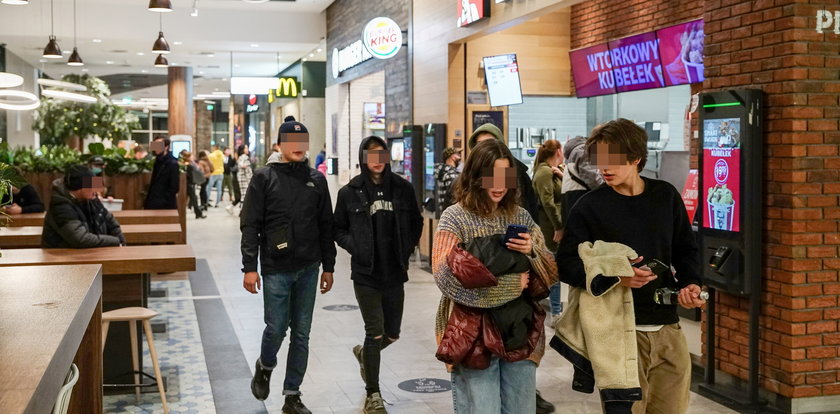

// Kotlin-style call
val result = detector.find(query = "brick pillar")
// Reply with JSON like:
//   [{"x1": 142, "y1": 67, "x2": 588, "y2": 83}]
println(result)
[
  {"x1": 194, "y1": 102, "x2": 212, "y2": 151},
  {"x1": 702, "y1": 0, "x2": 840, "y2": 407}
]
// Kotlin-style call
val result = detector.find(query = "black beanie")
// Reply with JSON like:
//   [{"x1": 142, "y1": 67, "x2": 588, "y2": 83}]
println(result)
[{"x1": 64, "y1": 165, "x2": 94, "y2": 191}]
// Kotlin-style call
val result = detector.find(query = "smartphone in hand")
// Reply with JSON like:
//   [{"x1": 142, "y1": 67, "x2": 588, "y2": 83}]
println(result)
[
  {"x1": 632, "y1": 258, "x2": 670, "y2": 275},
  {"x1": 502, "y1": 224, "x2": 529, "y2": 247}
]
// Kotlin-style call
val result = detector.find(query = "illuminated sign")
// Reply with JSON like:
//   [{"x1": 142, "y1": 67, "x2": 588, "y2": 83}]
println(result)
[
  {"x1": 457, "y1": 0, "x2": 490, "y2": 27},
  {"x1": 267, "y1": 77, "x2": 300, "y2": 103},
  {"x1": 246, "y1": 94, "x2": 259, "y2": 113},
  {"x1": 363, "y1": 17, "x2": 403, "y2": 59},
  {"x1": 332, "y1": 41, "x2": 373, "y2": 79}
]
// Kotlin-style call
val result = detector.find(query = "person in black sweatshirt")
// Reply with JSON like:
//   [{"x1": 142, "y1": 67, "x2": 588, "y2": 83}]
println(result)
[
  {"x1": 334, "y1": 136, "x2": 423, "y2": 414},
  {"x1": 554, "y1": 118, "x2": 704, "y2": 414},
  {"x1": 1, "y1": 178, "x2": 45, "y2": 215}
]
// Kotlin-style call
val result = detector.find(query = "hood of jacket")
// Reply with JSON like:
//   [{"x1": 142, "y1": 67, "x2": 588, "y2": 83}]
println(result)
[
  {"x1": 564, "y1": 136, "x2": 587, "y2": 160},
  {"x1": 357, "y1": 135, "x2": 392, "y2": 184},
  {"x1": 468, "y1": 123, "x2": 505, "y2": 150},
  {"x1": 50, "y1": 178, "x2": 76, "y2": 206}
]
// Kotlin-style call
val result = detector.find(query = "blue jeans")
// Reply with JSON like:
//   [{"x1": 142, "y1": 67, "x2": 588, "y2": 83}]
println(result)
[
  {"x1": 451, "y1": 358, "x2": 537, "y2": 413},
  {"x1": 259, "y1": 263, "x2": 319, "y2": 395},
  {"x1": 549, "y1": 283, "x2": 563, "y2": 315},
  {"x1": 206, "y1": 174, "x2": 223, "y2": 205}
]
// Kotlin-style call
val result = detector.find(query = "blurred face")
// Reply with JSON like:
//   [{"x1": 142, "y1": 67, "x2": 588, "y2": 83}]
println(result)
[
  {"x1": 71, "y1": 176, "x2": 105, "y2": 201},
  {"x1": 224, "y1": 148, "x2": 231, "y2": 156},
  {"x1": 244, "y1": 146, "x2": 250, "y2": 155},
  {"x1": 481, "y1": 158, "x2": 516, "y2": 204},
  {"x1": 364, "y1": 144, "x2": 389, "y2": 175},
  {"x1": 475, "y1": 132, "x2": 496, "y2": 144},
  {"x1": 150, "y1": 140, "x2": 165, "y2": 156},
  {"x1": 589, "y1": 142, "x2": 639, "y2": 188},
  {"x1": 279, "y1": 132, "x2": 309, "y2": 163}
]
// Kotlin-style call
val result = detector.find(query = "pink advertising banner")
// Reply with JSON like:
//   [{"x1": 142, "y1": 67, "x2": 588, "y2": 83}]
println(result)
[
  {"x1": 702, "y1": 118, "x2": 741, "y2": 232},
  {"x1": 607, "y1": 32, "x2": 665, "y2": 93},
  {"x1": 569, "y1": 44, "x2": 617, "y2": 98},
  {"x1": 657, "y1": 20, "x2": 705, "y2": 86}
]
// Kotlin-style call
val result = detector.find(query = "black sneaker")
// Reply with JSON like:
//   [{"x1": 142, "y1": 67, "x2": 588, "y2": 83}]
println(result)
[
  {"x1": 536, "y1": 390, "x2": 555, "y2": 413},
  {"x1": 282, "y1": 394, "x2": 312, "y2": 414},
  {"x1": 352, "y1": 344, "x2": 366, "y2": 382},
  {"x1": 250, "y1": 359, "x2": 272, "y2": 401}
]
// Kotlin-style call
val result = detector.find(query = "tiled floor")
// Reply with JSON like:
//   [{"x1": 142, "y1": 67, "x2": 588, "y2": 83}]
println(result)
[{"x1": 108, "y1": 176, "x2": 740, "y2": 413}]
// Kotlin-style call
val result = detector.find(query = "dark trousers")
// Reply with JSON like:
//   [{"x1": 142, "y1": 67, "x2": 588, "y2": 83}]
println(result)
[
  {"x1": 199, "y1": 181, "x2": 208, "y2": 207},
  {"x1": 187, "y1": 184, "x2": 202, "y2": 217},
  {"x1": 354, "y1": 282, "x2": 405, "y2": 395},
  {"x1": 232, "y1": 175, "x2": 242, "y2": 205}
]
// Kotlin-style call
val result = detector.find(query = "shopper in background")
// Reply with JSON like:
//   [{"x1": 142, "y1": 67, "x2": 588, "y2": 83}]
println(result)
[
  {"x1": 561, "y1": 135, "x2": 604, "y2": 219},
  {"x1": 433, "y1": 146, "x2": 461, "y2": 216},
  {"x1": 233, "y1": 144, "x2": 253, "y2": 215},
  {"x1": 180, "y1": 150, "x2": 206, "y2": 219},
  {"x1": 334, "y1": 136, "x2": 424, "y2": 414},
  {"x1": 554, "y1": 119, "x2": 704, "y2": 414},
  {"x1": 133, "y1": 145, "x2": 150, "y2": 160},
  {"x1": 42, "y1": 165, "x2": 125, "y2": 248},
  {"x1": 207, "y1": 144, "x2": 225, "y2": 207},
  {"x1": 197, "y1": 150, "x2": 213, "y2": 210},
  {"x1": 314, "y1": 144, "x2": 326, "y2": 169},
  {"x1": 224, "y1": 146, "x2": 242, "y2": 215},
  {"x1": 144, "y1": 137, "x2": 180, "y2": 210},
  {"x1": 1, "y1": 170, "x2": 44, "y2": 214},
  {"x1": 532, "y1": 139, "x2": 565, "y2": 323},
  {"x1": 242, "y1": 118, "x2": 336, "y2": 414}
]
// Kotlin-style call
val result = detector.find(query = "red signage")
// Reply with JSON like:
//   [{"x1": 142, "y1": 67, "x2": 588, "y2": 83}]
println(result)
[
  {"x1": 457, "y1": 0, "x2": 490, "y2": 27},
  {"x1": 248, "y1": 94, "x2": 257, "y2": 105},
  {"x1": 681, "y1": 169, "x2": 699, "y2": 223},
  {"x1": 702, "y1": 118, "x2": 741, "y2": 232}
]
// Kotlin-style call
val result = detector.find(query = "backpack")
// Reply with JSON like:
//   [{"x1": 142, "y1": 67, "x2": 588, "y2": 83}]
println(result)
[{"x1": 189, "y1": 163, "x2": 207, "y2": 185}]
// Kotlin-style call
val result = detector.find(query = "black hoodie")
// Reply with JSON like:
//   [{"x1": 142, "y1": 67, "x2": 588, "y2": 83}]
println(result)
[{"x1": 334, "y1": 136, "x2": 424, "y2": 288}]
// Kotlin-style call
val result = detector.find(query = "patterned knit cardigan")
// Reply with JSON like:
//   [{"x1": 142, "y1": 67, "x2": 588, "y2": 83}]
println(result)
[{"x1": 433, "y1": 203, "x2": 558, "y2": 367}]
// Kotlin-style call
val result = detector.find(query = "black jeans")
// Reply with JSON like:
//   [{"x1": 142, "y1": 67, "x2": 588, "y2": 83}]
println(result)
[
  {"x1": 187, "y1": 183, "x2": 202, "y2": 217},
  {"x1": 199, "y1": 181, "x2": 208, "y2": 207},
  {"x1": 353, "y1": 282, "x2": 405, "y2": 395}
]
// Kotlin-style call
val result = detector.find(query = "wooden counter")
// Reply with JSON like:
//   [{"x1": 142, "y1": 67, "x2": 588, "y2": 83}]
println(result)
[
  {"x1": 0, "y1": 223, "x2": 183, "y2": 248},
  {"x1": 0, "y1": 244, "x2": 195, "y2": 274},
  {"x1": 2, "y1": 209, "x2": 180, "y2": 227},
  {"x1": 0, "y1": 265, "x2": 103, "y2": 414}
]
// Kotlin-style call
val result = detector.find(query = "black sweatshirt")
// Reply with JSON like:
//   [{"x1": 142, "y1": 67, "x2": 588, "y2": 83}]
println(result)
[
  {"x1": 0, "y1": 184, "x2": 44, "y2": 213},
  {"x1": 556, "y1": 177, "x2": 701, "y2": 326}
]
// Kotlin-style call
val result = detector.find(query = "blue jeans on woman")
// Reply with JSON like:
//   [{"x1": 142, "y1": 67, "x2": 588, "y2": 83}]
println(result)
[
  {"x1": 549, "y1": 283, "x2": 563, "y2": 315},
  {"x1": 206, "y1": 174, "x2": 223, "y2": 206},
  {"x1": 451, "y1": 358, "x2": 537, "y2": 413},
  {"x1": 259, "y1": 262, "x2": 319, "y2": 395}
]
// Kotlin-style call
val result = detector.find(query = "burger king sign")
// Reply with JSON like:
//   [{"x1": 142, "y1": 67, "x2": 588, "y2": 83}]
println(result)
[{"x1": 362, "y1": 17, "x2": 403, "y2": 60}]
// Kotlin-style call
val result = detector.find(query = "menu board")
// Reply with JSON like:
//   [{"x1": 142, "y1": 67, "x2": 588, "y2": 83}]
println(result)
[
  {"x1": 657, "y1": 20, "x2": 705, "y2": 86},
  {"x1": 483, "y1": 54, "x2": 524, "y2": 107},
  {"x1": 569, "y1": 44, "x2": 617, "y2": 98},
  {"x1": 607, "y1": 32, "x2": 665, "y2": 93},
  {"x1": 702, "y1": 118, "x2": 741, "y2": 232}
]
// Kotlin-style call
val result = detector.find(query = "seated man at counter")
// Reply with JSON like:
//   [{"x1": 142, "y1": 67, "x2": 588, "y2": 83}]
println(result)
[
  {"x1": 1, "y1": 172, "x2": 45, "y2": 214},
  {"x1": 42, "y1": 165, "x2": 126, "y2": 248}
]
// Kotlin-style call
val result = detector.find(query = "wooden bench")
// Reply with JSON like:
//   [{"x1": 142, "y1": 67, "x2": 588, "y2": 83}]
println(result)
[
  {"x1": 0, "y1": 245, "x2": 196, "y2": 388},
  {"x1": 2, "y1": 209, "x2": 180, "y2": 227},
  {"x1": 0, "y1": 223, "x2": 183, "y2": 248},
  {"x1": 0, "y1": 265, "x2": 103, "y2": 414}
]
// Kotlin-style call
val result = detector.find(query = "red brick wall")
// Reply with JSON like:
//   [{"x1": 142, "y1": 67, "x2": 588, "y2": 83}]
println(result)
[{"x1": 702, "y1": 0, "x2": 840, "y2": 400}]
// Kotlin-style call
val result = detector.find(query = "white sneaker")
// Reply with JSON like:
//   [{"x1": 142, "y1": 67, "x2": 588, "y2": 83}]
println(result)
[{"x1": 225, "y1": 204, "x2": 234, "y2": 215}]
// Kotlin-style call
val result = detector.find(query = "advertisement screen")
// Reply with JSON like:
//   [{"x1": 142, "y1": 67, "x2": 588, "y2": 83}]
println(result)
[
  {"x1": 657, "y1": 19, "x2": 705, "y2": 86},
  {"x1": 607, "y1": 32, "x2": 665, "y2": 93},
  {"x1": 483, "y1": 54, "x2": 524, "y2": 107},
  {"x1": 702, "y1": 118, "x2": 741, "y2": 232},
  {"x1": 569, "y1": 44, "x2": 616, "y2": 98}
]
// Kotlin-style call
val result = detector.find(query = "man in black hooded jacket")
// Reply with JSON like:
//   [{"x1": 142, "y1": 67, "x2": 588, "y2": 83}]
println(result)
[{"x1": 334, "y1": 136, "x2": 423, "y2": 414}]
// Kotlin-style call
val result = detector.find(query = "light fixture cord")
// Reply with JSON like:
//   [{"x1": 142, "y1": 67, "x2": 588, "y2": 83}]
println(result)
[
  {"x1": 73, "y1": 0, "x2": 77, "y2": 46},
  {"x1": 160, "y1": 13, "x2": 163, "y2": 32},
  {"x1": 50, "y1": 0, "x2": 54, "y2": 36}
]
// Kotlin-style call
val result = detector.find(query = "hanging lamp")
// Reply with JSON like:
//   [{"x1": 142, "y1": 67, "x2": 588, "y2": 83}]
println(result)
[
  {"x1": 152, "y1": 14, "x2": 171, "y2": 54},
  {"x1": 67, "y1": 0, "x2": 84, "y2": 66},
  {"x1": 154, "y1": 54, "x2": 169, "y2": 68},
  {"x1": 42, "y1": 0, "x2": 62, "y2": 58},
  {"x1": 148, "y1": 0, "x2": 172, "y2": 12}
]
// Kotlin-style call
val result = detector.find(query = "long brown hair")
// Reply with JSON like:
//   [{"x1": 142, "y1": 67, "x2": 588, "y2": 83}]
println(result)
[
  {"x1": 535, "y1": 139, "x2": 562, "y2": 166},
  {"x1": 453, "y1": 139, "x2": 519, "y2": 218}
]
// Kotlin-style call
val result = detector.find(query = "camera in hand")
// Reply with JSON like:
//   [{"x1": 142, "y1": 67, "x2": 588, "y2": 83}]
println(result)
[{"x1": 654, "y1": 288, "x2": 710, "y2": 305}]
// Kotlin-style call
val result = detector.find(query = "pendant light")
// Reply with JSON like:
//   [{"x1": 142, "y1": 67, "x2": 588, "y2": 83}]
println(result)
[
  {"x1": 42, "y1": 0, "x2": 62, "y2": 59},
  {"x1": 148, "y1": 0, "x2": 173, "y2": 12},
  {"x1": 1, "y1": 0, "x2": 30, "y2": 5},
  {"x1": 152, "y1": 14, "x2": 171, "y2": 54},
  {"x1": 67, "y1": 0, "x2": 84, "y2": 66},
  {"x1": 154, "y1": 54, "x2": 169, "y2": 68}
]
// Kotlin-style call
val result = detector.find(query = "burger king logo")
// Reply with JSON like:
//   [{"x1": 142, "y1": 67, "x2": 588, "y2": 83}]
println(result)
[{"x1": 363, "y1": 17, "x2": 402, "y2": 60}]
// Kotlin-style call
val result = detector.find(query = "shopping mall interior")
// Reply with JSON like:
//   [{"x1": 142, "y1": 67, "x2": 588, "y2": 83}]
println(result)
[{"x1": 1, "y1": 0, "x2": 839, "y2": 413}]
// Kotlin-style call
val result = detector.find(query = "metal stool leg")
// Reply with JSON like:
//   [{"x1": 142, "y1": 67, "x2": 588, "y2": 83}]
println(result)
[
  {"x1": 128, "y1": 320, "x2": 141, "y2": 403},
  {"x1": 142, "y1": 320, "x2": 169, "y2": 414}
]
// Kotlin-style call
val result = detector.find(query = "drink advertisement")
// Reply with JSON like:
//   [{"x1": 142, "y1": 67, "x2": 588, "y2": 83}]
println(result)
[
  {"x1": 569, "y1": 44, "x2": 616, "y2": 98},
  {"x1": 702, "y1": 118, "x2": 741, "y2": 232},
  {"x1": 657, "y1": 19, "x2": 705, "y2": 86},
  {"x1": 607, "y1": 32, "x2": 665, "y2": 93}
]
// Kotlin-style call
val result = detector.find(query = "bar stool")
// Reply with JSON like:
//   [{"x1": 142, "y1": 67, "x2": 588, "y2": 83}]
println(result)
[{"x1": 101, "y1": 307, "x2": 169, "y2": 414}]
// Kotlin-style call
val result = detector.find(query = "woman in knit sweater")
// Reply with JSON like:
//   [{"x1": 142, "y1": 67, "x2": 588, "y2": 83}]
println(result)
[{"x1": 432, "y1": 139, "x2": 557, "y2": 413}]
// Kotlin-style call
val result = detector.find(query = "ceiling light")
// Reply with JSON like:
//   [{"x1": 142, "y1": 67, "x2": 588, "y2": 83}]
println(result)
[
  {"x1": 173, "y1": 41, "x2": 183, "y2": 46},
  {"x1": 1, "y1": 0, "x2": 30, "y2": 4},
  {"x1": 309, "y1": 53, "x2": 314, "y2": 57},
  {"x1": 106, "y1": 60, "x2": 114, "y2": 64},
  {"x1": 302, "y1": 58, "x2": 307, "y2": 62},
  {"x1": 250, "y1": 44, "x2": 259, "y2": 48},
  {"x1": 242, "y1": 0, "x2": 270, "y2": 3},
  {"x1": 0, "y1": 90, "x2": 40, "y2": 111},
  {"x1": 42, "y1": 0, "x2": 63, "y2": 58},
  {"x1": 42, "y1": 89, "x2": 97, "y2": 103},
  {"x1": 148, "y1": 0, "x2": 172, "y2": 12},
  {"x1": 37, "y1": 78, "x2": 88, "y2": 91},
  {"x1": 199, "y1": 71, "x2": 204, "y2": 75},
  {"x1": 92, "y1": 39, "x2": 102, "y2": 43},
  {"x1": 39, "y1": 59, "x2": 47, "y2": 63},
  {"x1": 0, "y1": 73, "x2": 24, "y2": 88},
  {"x1": 154, "y1": 54, "x2": 169, "y2": 68},
  {"x1": 153, "y1": 15, "x2": 171, "y2": 54},
  {"x1": 62, "y1": 50, "x2": 72, "y2": 55},
  {"x1": 137, "y1": 52, "x2": 145, "y2": 56},
  {"x1": 190, "y1": 0, "x2": 199, "y2": 17},
  {"x1": 67, "y1": 0, "x2": 84, "y2": 67},
  {"x1": 317, "y1": 48, "x2": 322, "y2": 53},
  {"x1": 141, "y1": 70, "x2": 148, "y2": 73},
  {"x1": 81, "y1": 68, "x2": 88, "y2": 72}
]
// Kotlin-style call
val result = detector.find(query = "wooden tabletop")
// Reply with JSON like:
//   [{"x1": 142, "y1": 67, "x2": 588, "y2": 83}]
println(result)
[
  {"x1": 0, "y1": 244, "x2": 196, "y2": 275},
  {"x1": 0, "y1": 224, "x2": 183, "y2": 248},
  {"x1": 0, "y1": 265, "x2": 102, "y2": 414},
  {"x1": 2, "y1": 209, "x2": 180, "y2": 227}
]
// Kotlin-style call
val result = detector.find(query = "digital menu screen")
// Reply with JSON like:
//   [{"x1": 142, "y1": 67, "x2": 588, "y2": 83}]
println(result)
[
  {"x1": 702, "y1": 118, "x2": 741, "y2": 232},
  {"x1": 569, "y1": 44, "x2": 617, "y2": 98},
  {"x1": 657, "y1": 19, "x2": 705, "y2": 86},
  {"x1": 483, "y1": 54, "x2": 524, "y2": 107},
  {"x1": 607, "y1": 32, "x2": 665, "y2": 93}
]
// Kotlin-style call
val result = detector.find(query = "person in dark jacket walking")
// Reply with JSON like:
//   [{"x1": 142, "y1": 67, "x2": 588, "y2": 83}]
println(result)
[
  {"x1": 241, "y1": 119, "x2": 337, "y2": 414},
  {"x1": 180, "y1": 150, "x2": 206, "y2": 219},
  {"x1": 42, "y1": 165, "x2": 125, "y2": 248},
  {"x1": 144, "y1": 137, "x2": 180, "y2": 210},
  {"x1": 334, "y1": 136, "x2": 424, "y2": 413}
]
